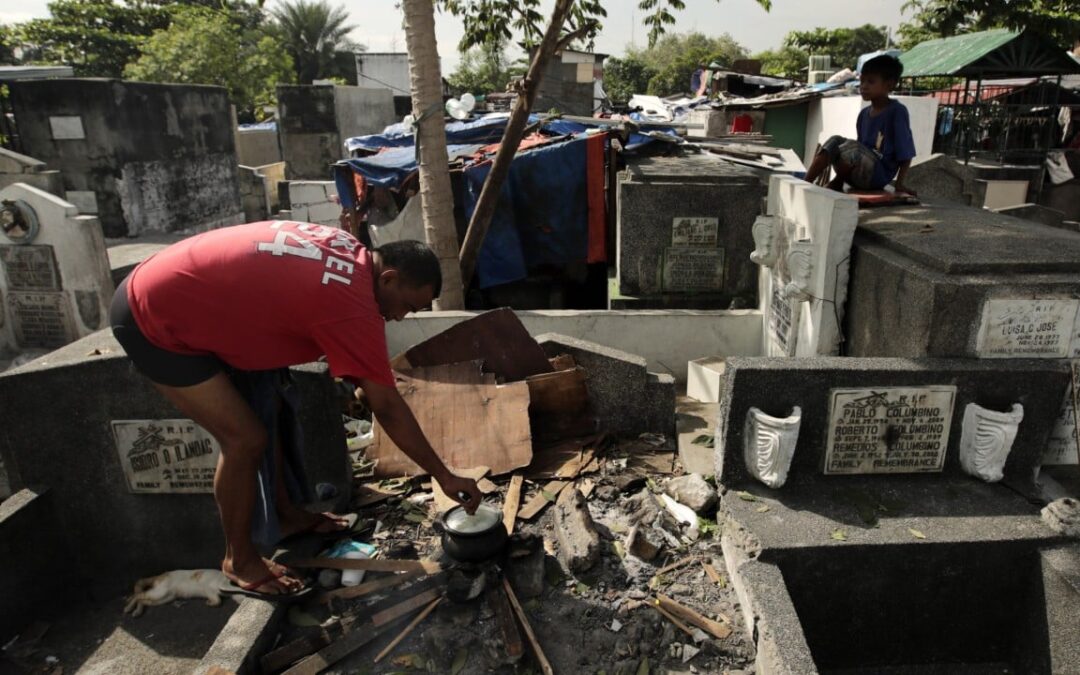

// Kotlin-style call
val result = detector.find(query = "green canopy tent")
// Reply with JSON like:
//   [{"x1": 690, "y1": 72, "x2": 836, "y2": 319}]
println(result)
[{"x1": 898, "y1": 29, "x2": 1080, "y2": 166}]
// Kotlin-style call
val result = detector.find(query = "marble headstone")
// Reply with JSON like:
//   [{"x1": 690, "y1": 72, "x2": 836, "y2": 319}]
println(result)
[
  {"x1": 0, "y1": 183, "x2": 114, "y2": 358},
  {"x1": 753, "y1": 174, "x2": 859, "y2": 357}
]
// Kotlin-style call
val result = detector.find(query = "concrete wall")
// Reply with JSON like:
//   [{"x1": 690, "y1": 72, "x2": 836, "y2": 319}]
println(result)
[
  {"x1": 9, "y1": 79, "x2": 244, "y2": 238},
  {"x1": 0, "y1": 147, "x2": 64, "y2": 197},
  {"x1": 385, "y1": 309, "x2": 764, "y2": 382},
  {"x1": 334, "y1": 86, "x2": 396, "y2": 140},
  {"x1": 0, "y1": 330, "x2": 349, "y2": 599},
  {"x1": 355, "y1": 52, "x2": 412, "y2": 95},
  {"x1": 238, "y1": 161, "x2": 287, "y2": 222},
  {"x1": 536, "y1": 56, "x2": 597, "y2": 115},
  {"x1": 282, "y1": 180, "x2": 340, "y2": 225},
  {"x1": 278, "y1": 84, "x2": 396, "y2": 180},
  {"x1": 0, "y1": 488, "x2": 70, "y2": 640},
  {"x1": 235, "y1": 127, "x2": 282, "y2": 167},
  {"x1": 803, "y1": 95, "x2": 939, "y2": 167}
]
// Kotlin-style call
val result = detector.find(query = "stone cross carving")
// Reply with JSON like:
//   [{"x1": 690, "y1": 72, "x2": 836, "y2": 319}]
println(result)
[
  {"x1": 744, "y1": 406, "x2": 802, "y2": 489},
  {"x1": 959, "y1": 402, "x2": 1024, "y2": 483}
]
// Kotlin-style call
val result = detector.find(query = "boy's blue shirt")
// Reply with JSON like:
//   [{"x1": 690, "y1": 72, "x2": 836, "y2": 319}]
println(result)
[{"x1": 857, "y1": 98, "x2": 917, "y2": 188}]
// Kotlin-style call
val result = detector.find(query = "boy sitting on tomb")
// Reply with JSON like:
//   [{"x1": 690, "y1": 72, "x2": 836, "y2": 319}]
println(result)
[{"x1": 804, "y1": 54, "x2": 917, "y2": 195}]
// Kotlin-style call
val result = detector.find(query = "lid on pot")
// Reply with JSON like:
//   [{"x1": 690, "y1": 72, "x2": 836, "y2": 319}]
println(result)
[{"x1": 444, "y1": 503, "x2": 501, "y2": 534}]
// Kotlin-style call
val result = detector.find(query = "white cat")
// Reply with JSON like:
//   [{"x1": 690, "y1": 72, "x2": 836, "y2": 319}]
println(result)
[{"x1": 123, "y1": 569, "x2": 230, "y2": 617}]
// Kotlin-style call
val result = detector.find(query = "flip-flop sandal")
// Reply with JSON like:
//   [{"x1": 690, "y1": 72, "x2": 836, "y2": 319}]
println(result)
[
  {"x1": 279, "y1": 512, "x2": 359, "y2": 544},
  {"x1": 222, "y1": 571, "x2": 313, "y2": 601}
]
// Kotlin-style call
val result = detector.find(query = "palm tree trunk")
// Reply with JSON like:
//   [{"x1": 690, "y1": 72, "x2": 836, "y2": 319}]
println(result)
[{"x1": 401, "y1": 0, "x2": 465, "y2": 309}]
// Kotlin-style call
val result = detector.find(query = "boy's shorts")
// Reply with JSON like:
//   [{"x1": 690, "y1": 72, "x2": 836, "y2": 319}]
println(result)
[{"x1": 821, "y1": 135, "x2": 880, "y2": 190}]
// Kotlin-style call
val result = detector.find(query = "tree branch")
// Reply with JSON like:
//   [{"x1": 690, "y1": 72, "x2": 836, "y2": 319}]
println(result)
[{"x1": 555, "y1": 20, "x2": 598, "y2": 52}]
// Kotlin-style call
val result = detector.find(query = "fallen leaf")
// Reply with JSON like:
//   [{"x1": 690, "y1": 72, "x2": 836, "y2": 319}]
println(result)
[
  {"x1": 287, "y1": 606, "x2": 320, "y2": 627},
  {"x1": 737, "y1": 491, "x2": 758, "y2": 502},
  {"x1": 541, "y1": 489, "x2": 559, "y2": 502},
  {"x1": 691, "y1": 434, "x2": 715, "y2": 448},
  {"x1": 575, "y1": 581, "x2": 590, "y2": 595},
  {"x1": 450, "y1": 648, "x2": 468, "y2": 675},
  {"x1": 403, "y1": 513, "x2": 427, "y2": 524},
  {"x1": 908, "y1": 528, "x2": 927, "y2": 539},
  {"x1": 755, "y1": 504, "x2": 770, "y2": 513},
  {"x1": 636, "y1": 657, "x2": 650, "y2": 675},
  {"x1": 830, "y1": 529, "x2": 847, "y2": 541},
  {"x1": 391, "y1": 654, "x2": 424, "y2": 669}
]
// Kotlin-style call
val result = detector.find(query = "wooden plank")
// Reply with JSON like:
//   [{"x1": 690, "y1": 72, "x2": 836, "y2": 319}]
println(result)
[
  {"x1": 503, "y1": 474, "x2": 524, "y2": 534},
  {"x1": 650, "y1": 602, "x2": 697, "y2": 640},
  {"x1": 283, "y1": 622, "x2": 385, "y2": 675},
  {"x1": 318, "y1": 568, "x2": 425, "y2": 603},
  {"x1": 288, "y1": 558, "x2": 441, "y2": 574},
  {"x1": 656, "y1": 555, "x2": 698, "y2": 576},
  {"x1": 373, "y1": 595, "x2": 443, "y2": 662},
  {"x1": 401, "y1": 308, "x2": 553, "y2": 382},
  {"x1": 579, "y1": 478, "x2": 596, "y2": 499},
  {"x1": 516, "y1": 479, "x2": 569, "y2": 521},
  {"x1": 370, "y1": 361, "x2": 533, "y2": 478},
  {"x1": 702, "y1": 561, "x2": 726, "y2": 587},
  {"x1": 502, "y1": 577, "x2": 554, "y2": 675},
  {"x1": 371, "y1": 588, "x2": 443, "y2": 627},
  {"x1": 655, "y1": 594, "x2": 732, "y2": 639},
  {"x1": 525, "y1": 367, "x2": 588, "y2": 415},
  {"x1": 260, "y1": 629, "x2": 334, "y2": 672},
  {"x1": 487, "y1": 583, "x2": 524, "y2": 660}
]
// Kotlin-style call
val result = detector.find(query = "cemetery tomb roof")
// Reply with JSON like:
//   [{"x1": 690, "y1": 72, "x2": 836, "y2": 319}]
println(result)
[{"x1": 900, "y1": 29, "x2": 1080, "y2": 79}]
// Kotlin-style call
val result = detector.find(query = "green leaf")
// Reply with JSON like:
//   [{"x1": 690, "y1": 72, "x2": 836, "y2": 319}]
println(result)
[
  {"x1": 830, "y1": 528, "x2": 848, "y2": 541},
  {"x1": 575, "y1": 581, "x2": 590, "y2": 595},
  {"x1": 908, "y1": 528, "x2": 927, "y2": 540},
  {"x1": 541, "y1": 489, "x2": 558, "y2": 502},
  {"x1": 450, "y1": 648, "x2": 468, "y2": 675},
  {"x1": 636, "y1": 656, "x2": 650, "y2": 675},
  {"x1": 737, "y1": 491, "x2": 758, "y2": 502},
  {"x1": 404, "y1": 512, "x2": 427, "y2": 524},
  {"x1": 691, "y1": 434, "x2": 715, "y2": 448}
]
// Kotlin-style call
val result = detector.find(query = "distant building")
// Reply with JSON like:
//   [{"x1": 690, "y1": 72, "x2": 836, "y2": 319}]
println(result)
[
  {"x1": 354, "y1": 52, "x2": 449, "y2": 117},
  {"x1": 535, "y1": 49, "x2": 607, "y2": 116}
]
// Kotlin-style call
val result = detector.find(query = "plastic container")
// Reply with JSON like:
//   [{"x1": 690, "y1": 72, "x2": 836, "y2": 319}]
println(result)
[{"x1": 341, "y1": 550, "x2": 368, "y2": 586}]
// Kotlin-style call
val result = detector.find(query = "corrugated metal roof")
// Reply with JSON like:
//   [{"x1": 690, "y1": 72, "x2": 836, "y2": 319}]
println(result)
[{"x1": 900, "y1": 29, "x2": 1080, "y2": 78}]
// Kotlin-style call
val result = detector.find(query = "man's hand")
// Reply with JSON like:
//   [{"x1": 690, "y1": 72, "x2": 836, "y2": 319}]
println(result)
[{"x1": 436, "y1": 472, "x2": 482, "y2": 514}]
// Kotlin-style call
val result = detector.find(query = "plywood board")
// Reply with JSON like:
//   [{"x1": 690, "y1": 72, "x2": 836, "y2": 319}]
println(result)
[
  {"x1": 397, "y1": 308, "x2": 553, "y2": 382},
  {"x1": 371, "y1": 361, "x2": 533, "y2": 477}
]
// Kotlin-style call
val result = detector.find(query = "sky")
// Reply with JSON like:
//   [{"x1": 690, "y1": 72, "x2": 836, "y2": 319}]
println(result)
[{"x1": 1, "y1": 0, "x2": 911, "y2": 72}]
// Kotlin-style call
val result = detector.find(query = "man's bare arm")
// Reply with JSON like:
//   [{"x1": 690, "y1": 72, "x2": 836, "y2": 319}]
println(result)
[
  {"x1": 359, "y1": 377, "x2": 482, "y2": 512},
  {"x1": 894, "y1": 159, "x2": 916, "y2": 195}
]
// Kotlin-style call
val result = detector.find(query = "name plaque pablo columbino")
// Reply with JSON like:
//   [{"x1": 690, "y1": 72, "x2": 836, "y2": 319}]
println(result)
[
  {"x1": 112, "y1": 419, "x2": 221, "y2": 494},
  {"x1": 824, "y1": 386, "x2": 957, "y2": 474}
]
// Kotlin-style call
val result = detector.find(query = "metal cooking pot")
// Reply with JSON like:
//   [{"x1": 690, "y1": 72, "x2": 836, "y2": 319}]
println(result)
[{"x1": 434, "y1": 503, "x2": 507, "y2": 563}]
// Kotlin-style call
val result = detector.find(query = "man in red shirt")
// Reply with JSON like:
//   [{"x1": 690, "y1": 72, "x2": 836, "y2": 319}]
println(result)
[{"x1": 110, "y1": 220, "x2": 481, "y2": 597}]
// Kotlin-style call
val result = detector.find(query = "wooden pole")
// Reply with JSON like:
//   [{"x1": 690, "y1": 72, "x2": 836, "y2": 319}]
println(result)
[{"x1": 457, "y1": 0, "x2": 576, "y2": 285}]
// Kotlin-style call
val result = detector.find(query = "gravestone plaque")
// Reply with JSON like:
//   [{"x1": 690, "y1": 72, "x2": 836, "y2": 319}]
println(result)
[
  {"x1": 767, "y1": 283, "x2": 794, "y2": 356},
  {"x1": 824, "y1": 386, "x2": 957, "y2": 475},
  {"x1": 111, "y1": 419, "x2": 221, "y2": 494},
  {"x1": 0, "y1": 245, "x2": 61, "y2": 291},
  {"x1": 671, "y1": 217, "x2": 718, "y2": 246},
  {"x1": 1043, "y1": 361, "x2": 1080, "y2": 466},
  {"x1": 662, "y1": 247, "x2": 724, "y2": 292},
  {"x1": 976, "y1": 298, "x2": 1079, "y2": 359},
  {"x1": 8, "y1": 291, "x2": 75, "y2": 348}
]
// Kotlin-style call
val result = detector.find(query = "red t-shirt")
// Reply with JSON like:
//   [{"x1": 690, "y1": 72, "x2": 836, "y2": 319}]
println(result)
[{"x1": 127, "y1": 220, "x2": 395, "y2": 387}]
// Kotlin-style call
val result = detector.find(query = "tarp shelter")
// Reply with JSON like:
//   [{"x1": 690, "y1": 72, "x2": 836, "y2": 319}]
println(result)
[{"x1": 900, "y1": 29, "x2": 1080, "y2": 79}]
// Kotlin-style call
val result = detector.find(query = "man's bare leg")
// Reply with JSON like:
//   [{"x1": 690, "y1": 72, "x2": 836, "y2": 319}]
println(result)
[{"x1": 152, "y1": 373, "x2": 303, "y2": 594}]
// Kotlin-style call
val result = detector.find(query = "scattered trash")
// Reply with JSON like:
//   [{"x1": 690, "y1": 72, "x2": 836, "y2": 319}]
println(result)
[
  {"x1": 830, "y1": 529, "x2": 848, "y2": 541},
  {"x1": 908, "y1": 528, "x2": 927, "y2": 540}
]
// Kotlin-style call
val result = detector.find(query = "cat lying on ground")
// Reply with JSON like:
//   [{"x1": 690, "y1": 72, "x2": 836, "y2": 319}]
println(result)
[{"x1": 123, "y1": 569, "x2": 230, "y2": 617}]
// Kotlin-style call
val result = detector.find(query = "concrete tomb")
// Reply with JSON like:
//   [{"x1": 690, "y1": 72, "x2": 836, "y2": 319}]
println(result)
[
  {"x1": 713, "y1": 356, "x2": 1080, "y2": 674},
  {"x1": 614, "y1": 153, "x2": 766, "y2": 309},
  {"x1": 743, "y1": 405, "x2": 801, "y2": 489},
  {"x1": 754, "y1": 174, "x2": 859, "y2": 357},
  {"x1": 0, "y1": 183, "x2": 113, "y2": 359},
  {"x1": 901, "y1": 153, "x2": 978, "y2": 206},
  {"x1": 9, "y1": 79, "x2": 245, "y2": 238}
]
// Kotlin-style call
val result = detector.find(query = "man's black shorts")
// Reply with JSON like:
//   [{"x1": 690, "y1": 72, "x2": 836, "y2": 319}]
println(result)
[{"x1": 110, "y1": 276, "x2": 224, "y2": 387}]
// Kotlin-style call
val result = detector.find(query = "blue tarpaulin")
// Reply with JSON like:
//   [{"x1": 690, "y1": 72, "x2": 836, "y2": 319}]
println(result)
[{"x1": 463, "y1": 135, "x2": 593, "y2": 289}]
